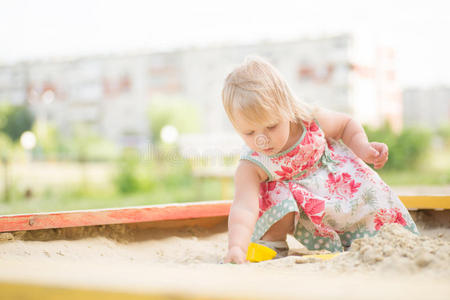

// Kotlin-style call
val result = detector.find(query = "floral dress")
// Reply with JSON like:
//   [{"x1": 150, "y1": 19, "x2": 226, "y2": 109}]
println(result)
[{"x1": 240, "y1": 119, "x2": 419, "y2": 252}]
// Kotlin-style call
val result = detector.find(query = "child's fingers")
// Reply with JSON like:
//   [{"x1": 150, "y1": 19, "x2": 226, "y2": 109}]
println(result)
[
  {"x1": 375, "y1": 145, "x2": 388, "y2": 162},
  {"x1": 367, "y1": 148, "x2": 382, "y2": 169},
  {"x1": 223, "y1": 255, "x2": 233, "y2": 264},
  {"x1": 371, "y1": 142, "x2": 388, "y2": 156},
  {"x1": 369, "y1": 142, "x2": 388, "y2": 168},
  {"x1": 374, "y1": 161, "x2": 383, "y2": 169},
  {"x1": 379, "y1": 143, "x2": 388, "y2": 158},
  {"x1": 370, "y1": 147, "x2": 380, "y2": 158},
  {"x1": 374, "y1": 162, "x2": 385, "y2": 169},
  {"x1": 373, "y1": 153, "x2": 388, "y2": 169},
  {"x1": 365, "y1": 147, "x2": 379, "y2": 164},
  {"x1": 223, "y1": 254, "x2": 246, "y2": 264}
]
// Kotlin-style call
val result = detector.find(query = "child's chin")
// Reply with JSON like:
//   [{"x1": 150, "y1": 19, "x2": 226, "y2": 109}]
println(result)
[{"x1": 262, "y1": 148, "x2": 275, "y2": 154}]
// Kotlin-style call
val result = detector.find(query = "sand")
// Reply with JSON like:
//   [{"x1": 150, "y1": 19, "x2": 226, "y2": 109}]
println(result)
[
  {"x1": 0, "y1": 214, "x2": 449, "y2": 300},
  {"x1": 323, "y1": 224, "x2": 450, "y2": 276}
]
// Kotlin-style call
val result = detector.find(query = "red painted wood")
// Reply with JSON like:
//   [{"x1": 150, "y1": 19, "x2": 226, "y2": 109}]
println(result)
[{"x1": 0, "y1": 201, "x2": 232, "y2": 232}]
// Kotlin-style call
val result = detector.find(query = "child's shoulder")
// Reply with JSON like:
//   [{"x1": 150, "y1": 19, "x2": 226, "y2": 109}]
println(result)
[
  {"x1": 236, "y1": 159, "x2": 268, "y2": 183},
  {"x1": 312, "y1": 107, "x2": 352, "y2": 141}
]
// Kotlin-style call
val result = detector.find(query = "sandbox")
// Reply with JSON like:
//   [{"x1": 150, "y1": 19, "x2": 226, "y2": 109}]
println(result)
[{"x1": 0, "y1": 199, "x2": 449, "y2": 300}]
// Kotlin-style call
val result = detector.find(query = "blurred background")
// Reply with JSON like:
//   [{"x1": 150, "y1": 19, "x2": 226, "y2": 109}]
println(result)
[{"x1": 0, "y1": 0, "x2": 449, "y2": 214}]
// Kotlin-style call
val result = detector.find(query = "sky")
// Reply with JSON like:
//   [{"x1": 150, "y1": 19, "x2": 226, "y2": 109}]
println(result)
[{"x1": 1, "y1": 0, "x2": 450, "y2": 88}]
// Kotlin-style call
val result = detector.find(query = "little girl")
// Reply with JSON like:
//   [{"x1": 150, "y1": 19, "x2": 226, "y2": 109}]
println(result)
[{"x1": 221, "y1": 56, "x2": 419, "y2": 264}]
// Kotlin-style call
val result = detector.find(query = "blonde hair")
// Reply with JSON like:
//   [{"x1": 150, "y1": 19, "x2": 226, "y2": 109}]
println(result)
[{"x1": 221, "y1": 55, "x2": 315, "y2": 128}]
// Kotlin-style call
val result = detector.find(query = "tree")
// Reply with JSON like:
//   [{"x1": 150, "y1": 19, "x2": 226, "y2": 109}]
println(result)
[{"x1": 0, "y1": 104, "x2": 34, "y2": 142}]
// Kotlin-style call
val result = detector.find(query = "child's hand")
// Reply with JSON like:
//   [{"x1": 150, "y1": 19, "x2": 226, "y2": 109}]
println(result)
[
  {"x1": 360, "y1": 142, "x2": 389, "y2": 169},
  {"x1": 223, "y1": 246, "x2": 248, "y2": 264}
]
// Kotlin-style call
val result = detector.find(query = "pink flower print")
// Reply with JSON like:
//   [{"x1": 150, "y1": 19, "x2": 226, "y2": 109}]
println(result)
[
  {"x1": 314, "y1": 224, "x2": 336, "y2": 239},
  {"x1": 289, "y1": 181, "x2": 308, "y2": 204},
  {"x1": 258, "y1": 181, "x2": 277, "y2": 216},
  {"x1": 345, "y1": 175, "x2": 362, "y2": 194},
  {"x1": 334, "y1": 153, "x2": 348, "y2": 164},
  {"x1": 326, "y1": 139, "x2": 335, "y2": 151},
  {"x1": 270, "y1": 155, "x2": 284, "y2": 164},
  {"x1": 373, "y1": 208, "x2": 407, "y2": 230},
  {"x1": 290, "y1": 187, "x2": 305, "y2": 206},
  {"x1": 326, "y1": 173, "x2": 338, "y2": 193},
  {"x1": 302, "y1": 132, "x2": 314, "y2": 145},
  {"x1": 251, "y1": 151, "x2": 259, "y2": 157},
  {"x1": 347, "y1": 156, "x2": 359, "y2": 165},
  {"x1": 309, "y1": 121, "x2": 319, "y2": 132},
  {"x1": 326, "y1": 172, "x2": 361, "y2": 198},
  {"x1": 341, "y1": 172, "x2": 350, "y2": 181},
  {"x1": 274, "y1": 165, "x2": 295, "y2": 180},
  {"x1": 301, "y1": 156, "x2": 316, "y2": 172},
  {"x1": 298, "y1": 145, "x2": 314, "y2": 168},
  {"x1": 312, "y1": 134, "x2": 325, "y2": 148},
  {"x1": 289, "y1": 182, "x2": 325, "y2": 224},
  {"x1": 286, "y1": 146, "x2": 299, "y2": 157},
  {"x1": 270, "y1": 183, "x2": 291, "y2": 205},
  {"x1": 354, "y1": 165, "x2": 373, "y2": 180},
  {"x1": 302, "y1": 198, "x2": 325, "y2": 224},
  {"x1": 380, "y1": 182, "x2": 390, "y2": 193},
  {"x1": 291, "y1": 153, "x2": 306, "y2": 171}
]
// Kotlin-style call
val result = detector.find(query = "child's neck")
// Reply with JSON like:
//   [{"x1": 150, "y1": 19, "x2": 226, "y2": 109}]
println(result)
[{"x1": 279, "y1": 122, "x2": 303, "y2": 153}]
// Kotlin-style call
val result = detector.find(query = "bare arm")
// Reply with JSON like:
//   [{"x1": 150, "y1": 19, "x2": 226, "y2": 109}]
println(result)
[
  {"x1": 224, "y1": 160, "x2": 262, "y2": 263},
  {"x1": 314, "y1": 107, "x2": 389, "y2": 169}
]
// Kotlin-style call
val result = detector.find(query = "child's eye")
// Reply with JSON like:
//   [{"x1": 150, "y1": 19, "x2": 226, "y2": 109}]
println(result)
[
  {"x1": 244, "y1": 131, "x2": 254, "y2": 136},
  {"x1": 267, "y1": 124, "x2": 278, "y2": 130}
]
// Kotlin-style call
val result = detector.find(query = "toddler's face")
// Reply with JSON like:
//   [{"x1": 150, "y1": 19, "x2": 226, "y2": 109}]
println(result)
[{"x1": 233, "y1": 110, "x2": 291, "y2": 156}]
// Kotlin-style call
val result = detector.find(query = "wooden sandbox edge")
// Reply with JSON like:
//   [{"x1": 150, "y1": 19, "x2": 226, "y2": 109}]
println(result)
[{"x1": 0, "y1": 196, "x2": 449, "y2": 233}]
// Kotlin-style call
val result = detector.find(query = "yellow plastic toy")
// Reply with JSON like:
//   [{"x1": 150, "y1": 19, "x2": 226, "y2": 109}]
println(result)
[
  {"x1": 301, "y1": 253, "x2": 341, "y2": 260},
  {"x1": 246, "y1": 242, "x2": 277, "y2": 262}
]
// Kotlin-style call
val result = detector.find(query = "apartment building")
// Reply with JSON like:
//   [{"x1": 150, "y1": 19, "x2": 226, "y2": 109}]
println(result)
[
  {"x1": 403, "y1": 87, "x2": 450, "y2": 129},
  {"x1": 0, "y1": 34, "x2": 402, "y2": 146}
]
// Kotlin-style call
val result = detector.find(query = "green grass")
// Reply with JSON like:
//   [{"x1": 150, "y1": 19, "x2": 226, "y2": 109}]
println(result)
[
  {"x1": 378, "y1": 169, "x2": 450, "y2": 186},
  {"x1": 1, "y1": 146, "x2": 449, "y2": 215},
  {"x1": 378, "y1": 147, "x2": 450, "y2": 186},
  {"x1": 3, "y1": 166, "x2": 449, "y2": 216}
]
